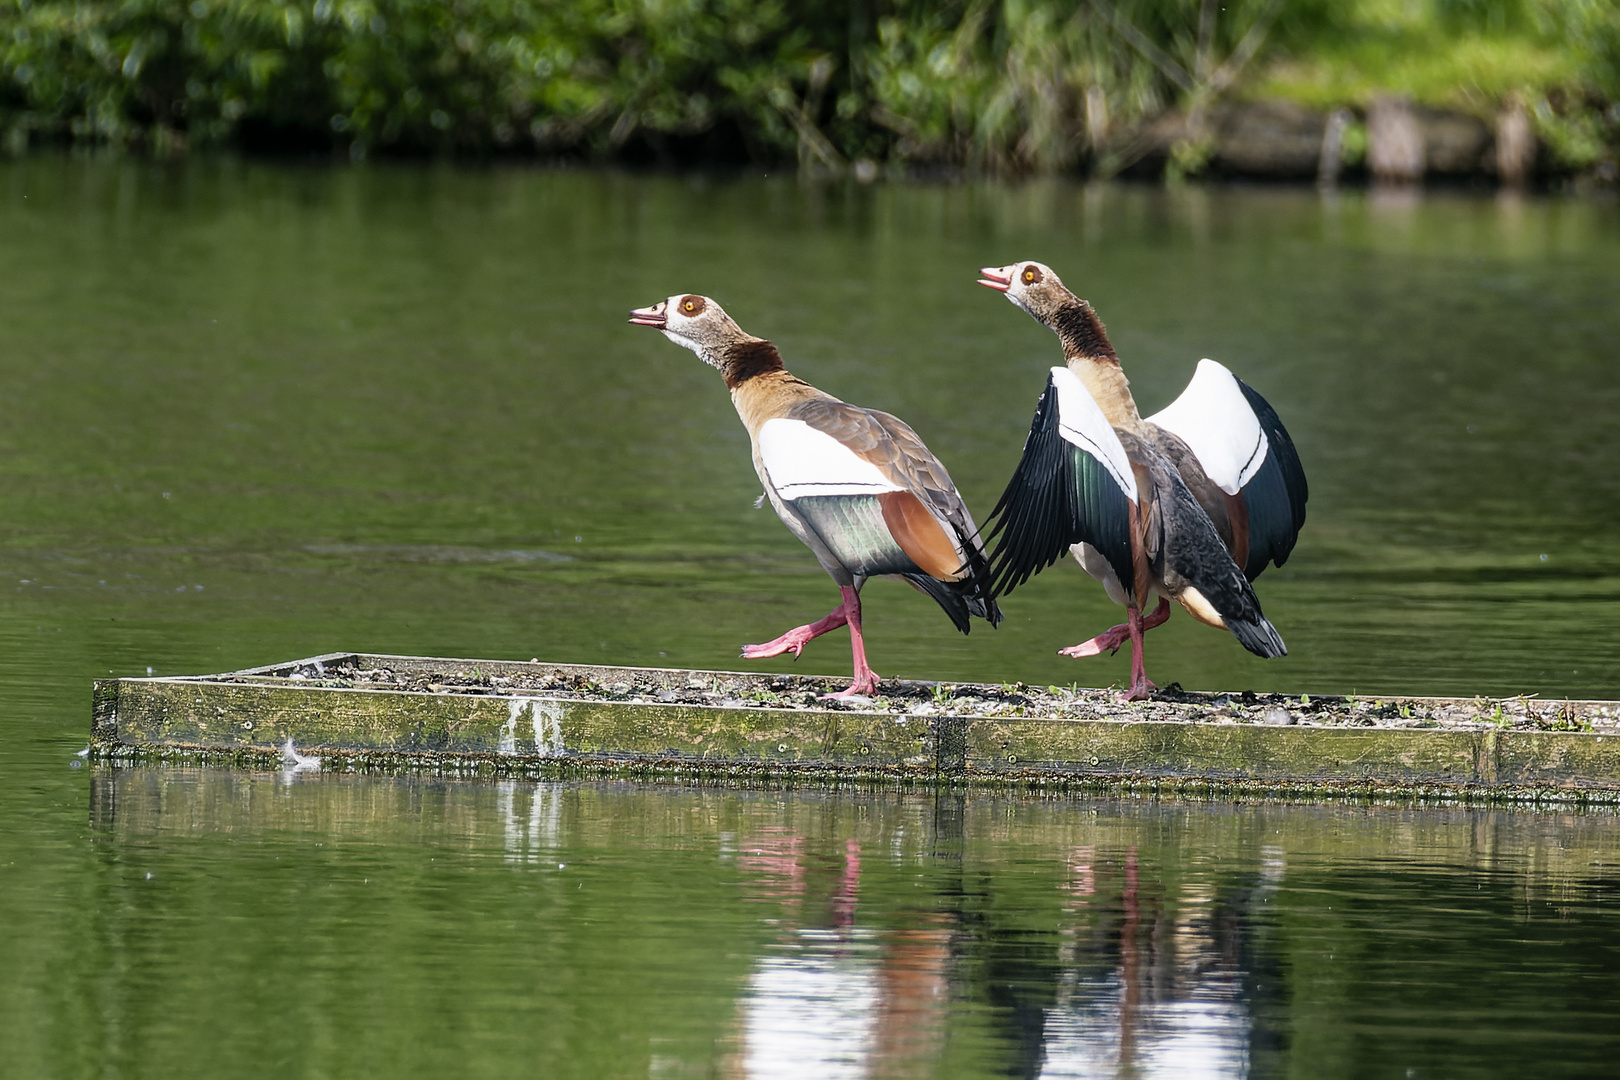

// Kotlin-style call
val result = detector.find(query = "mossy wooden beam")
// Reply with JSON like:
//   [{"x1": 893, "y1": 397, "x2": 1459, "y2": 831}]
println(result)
[{"x1": 89, "y1": 654, "x2": 1620, "y2": 804}]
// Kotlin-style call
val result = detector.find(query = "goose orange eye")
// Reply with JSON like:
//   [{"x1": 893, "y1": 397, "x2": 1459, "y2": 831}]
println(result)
[
  {"x1": 679, "y1": 295, "x2": 706, "y2": 316},
  {"x1": 1021, "y1": 266, "x2": 1042, "y2": 285}
]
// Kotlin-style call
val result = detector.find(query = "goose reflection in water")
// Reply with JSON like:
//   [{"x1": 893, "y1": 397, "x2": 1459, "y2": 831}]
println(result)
[
  {"x1": 724, "y1": 829, "x2": 952, "y2": 1079},
  {"x1": 1036, "y1": 845, "x2": 1280, "y2": 1078},
  {"x1": 725, "y1": 814, "x2": 1278, "y2": 1079}
]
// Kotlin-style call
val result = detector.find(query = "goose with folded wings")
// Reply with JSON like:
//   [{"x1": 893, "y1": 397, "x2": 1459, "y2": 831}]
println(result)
[
  {"x1": 978, "y1": 261, "x2": 1306, "y2": 700},
  {"x1": 630, "y1": 293, "x2": 1001, "y2": 698}
]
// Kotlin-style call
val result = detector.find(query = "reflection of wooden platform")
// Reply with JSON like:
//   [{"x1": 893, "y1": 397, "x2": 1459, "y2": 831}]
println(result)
[{"x1": 91, "y1": 653, "x2": 1620, "y2": 804}]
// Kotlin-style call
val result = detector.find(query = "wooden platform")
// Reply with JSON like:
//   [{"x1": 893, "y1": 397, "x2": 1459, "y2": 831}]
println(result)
[{"x1": 89, "y1": 653, "x2": 1620, "y2": 804}]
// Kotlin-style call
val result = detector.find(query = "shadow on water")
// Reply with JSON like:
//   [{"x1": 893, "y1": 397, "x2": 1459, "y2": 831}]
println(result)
[{"x1": 79, "y1": 769, "x2": 1620, "y2": 1079}]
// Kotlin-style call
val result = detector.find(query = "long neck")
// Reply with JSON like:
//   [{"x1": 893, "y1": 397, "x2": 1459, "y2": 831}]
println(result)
[
  {"x1": 717, "y1": 338, "x2": 785, "y2": 390},
  {"x1": 1049, "y1": 299, "x2": 1140, "y2": 428},
  {"x1": 1049, "y1": 299, "x2": 1117, "y2": 363},
  {"x1": 1068, "y1": 356, "x2": 1141, "y2": 429}
]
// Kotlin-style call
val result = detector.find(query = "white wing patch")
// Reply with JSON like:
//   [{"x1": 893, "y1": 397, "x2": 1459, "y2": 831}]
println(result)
[
  {"x1": 1050, "y1": 366, "x2": 1138, "y2": 502},
  {"x1": 759, "y1": 418, "x2": 904, "y2": 500},
  {"x1": 1146, "y1": 359, "x2": 1268, "y2": 496}
]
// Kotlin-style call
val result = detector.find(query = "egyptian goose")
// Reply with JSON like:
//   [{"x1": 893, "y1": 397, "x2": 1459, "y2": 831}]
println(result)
[
  {"x1": 977, "y1": 261, "x2": 1306, "y2": 699},
  {"x1": 630, "y1": 293, "x2": 1001, "y2": 697}
]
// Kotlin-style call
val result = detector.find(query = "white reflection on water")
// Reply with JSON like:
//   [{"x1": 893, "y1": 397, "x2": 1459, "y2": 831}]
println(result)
[
  {"x1": 734, "y1": 833, "x2": 887, "y2": 1078},
  {"x1": 1040, "y1": 976, "x2": 1249, "y2": 1079},
  {"x1": 497, "y1": 780, "x2": 561, "y2": 863},
  {"x1": 732, "y1": 830, "x2": 956, "y2": 1078},
  {"x1": 1041, "y1": 844, "x2": 1269, "y2": 1078},
  {"x1": 742, "y1": 933, "x2": 881, "y2": 1079},
  {"x1": 733, "y1": 835, "x2": 1263, "y2": 1077}
]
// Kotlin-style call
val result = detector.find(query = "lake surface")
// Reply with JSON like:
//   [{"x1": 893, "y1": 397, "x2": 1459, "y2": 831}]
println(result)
[
  {"x1": 2, "y1": 159, "x2": 1619, "y2": 1076},
  {"x1": 9, "y1": 772, "x2": 1618, "y2": 1079}
]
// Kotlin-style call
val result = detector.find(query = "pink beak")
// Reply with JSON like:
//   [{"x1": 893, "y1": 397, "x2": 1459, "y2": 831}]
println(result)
[
  {"x1": 628, "y1": 302, "x2": 667, "y2": 328},
  {"x1": 977, "y1": 265, "x2": 1012, "y2": 292}
]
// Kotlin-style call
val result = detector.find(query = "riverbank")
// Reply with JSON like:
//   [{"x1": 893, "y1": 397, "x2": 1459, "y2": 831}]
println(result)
[{"x1": 4, "y1": 1, "x2": 1615, "y2": 188}]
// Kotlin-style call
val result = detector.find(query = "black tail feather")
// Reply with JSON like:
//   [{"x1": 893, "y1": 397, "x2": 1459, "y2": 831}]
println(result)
[
  {"x1": 904, "y1": 573, "x2": 973, "y2": 634},
  {"x1": 1227, "y1": 614, "x2": 1287, "y2": 659}
]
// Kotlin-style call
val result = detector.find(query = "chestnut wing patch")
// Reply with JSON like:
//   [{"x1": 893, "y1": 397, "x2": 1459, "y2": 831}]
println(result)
[
  {"x1": 777, "y1": 398, "x2": 1001, "y2": 630},
  {"x1": 878, "y1": 489, "x2": 965, "y2": 581}
]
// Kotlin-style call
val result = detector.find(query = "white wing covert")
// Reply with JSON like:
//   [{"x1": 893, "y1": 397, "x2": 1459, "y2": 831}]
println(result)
[
  {"x1": 1146, "y1": 359, "x2": 1266, "y2": 495},
  {"x1": 758, "y1": 418, "x2": 903, "y2": 500},
  {"x1": 1147, "y1": 359, "x2": 1307, "y2": 579}
]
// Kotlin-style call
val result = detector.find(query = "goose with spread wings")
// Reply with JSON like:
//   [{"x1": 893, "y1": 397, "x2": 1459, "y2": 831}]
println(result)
[
  {"x1": 630, "y1": 293, "x2": 1000, "y2": 698},
  {"x1": 978, "y1": 261, "x2": 1306, "y2": 700}
]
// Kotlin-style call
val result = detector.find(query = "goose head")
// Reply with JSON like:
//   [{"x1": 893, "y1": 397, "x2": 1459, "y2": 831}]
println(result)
[
  {"x1": 629, "y1": 293, "x2": 750, "y2": 368},
  {"x1": 977, "y1": 260, "x2": 1075, "y2": 322},
  {"x1": 978, "y1": 260, "x2": 1117, "y2": 362}
]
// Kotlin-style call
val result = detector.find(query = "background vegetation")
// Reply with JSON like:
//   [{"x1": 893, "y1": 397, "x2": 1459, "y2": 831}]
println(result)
[{"x1": 1, "y1": 0, "x2": 1616, "y2": 177}]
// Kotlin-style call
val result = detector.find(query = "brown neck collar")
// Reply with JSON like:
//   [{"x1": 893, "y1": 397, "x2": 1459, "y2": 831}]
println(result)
[
  {"x1": 720, "y1": 338, "x2": 786, "y2": 389},
  {"x1": 1049, "y1": 299, "x2": 1119, "y2": 364}
]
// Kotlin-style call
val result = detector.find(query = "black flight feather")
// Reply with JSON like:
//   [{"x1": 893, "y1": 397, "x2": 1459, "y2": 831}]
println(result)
[
  {"x1": 985, "y1": 372, "x2": 1135, "y2": 599},
  {"x1": 1235, "y1": 377, "x2": 1308, "y2": 578}
]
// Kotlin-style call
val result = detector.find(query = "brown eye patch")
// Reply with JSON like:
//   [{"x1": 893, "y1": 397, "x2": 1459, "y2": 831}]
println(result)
[
  {"x1": 1021, "y1": 265, "x2": 1043, "y2": 285},
  {"x1": 679, "y1": 295, "x2": 707, "y2": 316}
]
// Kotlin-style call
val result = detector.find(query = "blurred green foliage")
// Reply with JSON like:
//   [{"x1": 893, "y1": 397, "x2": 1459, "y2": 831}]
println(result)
[{"x1": 0, "y1": 0, "x2": 1615, "y2": 175}]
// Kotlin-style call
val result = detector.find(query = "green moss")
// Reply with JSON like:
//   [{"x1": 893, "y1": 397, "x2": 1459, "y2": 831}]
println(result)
[{"x1": 93, "y1": 667, "x2": 1620, "y2": 804}]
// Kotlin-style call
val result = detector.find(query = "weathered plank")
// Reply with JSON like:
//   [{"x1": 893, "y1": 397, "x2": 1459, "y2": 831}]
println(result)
[{"x1": 89, "y1": 654, "x2": 1620, "y2": 803}]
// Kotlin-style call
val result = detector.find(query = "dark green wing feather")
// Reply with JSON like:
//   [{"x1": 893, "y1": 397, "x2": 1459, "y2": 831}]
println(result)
[{"x1": 985, "y1": 371, "x2": 1135, "y2": 598}]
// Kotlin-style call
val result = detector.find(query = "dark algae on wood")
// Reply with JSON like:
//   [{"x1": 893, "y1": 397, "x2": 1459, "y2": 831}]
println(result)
[{"x1": 91, "y1": 654, "x2": 1620, "y2": 804}]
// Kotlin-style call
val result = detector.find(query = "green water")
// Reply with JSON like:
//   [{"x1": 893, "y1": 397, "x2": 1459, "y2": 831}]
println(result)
[
  {"x1": 3, "y1": 160, "x2": 1620, "y2": 1076},
  {"x1": 15, "y1": 774, "x2": 1619, "y2": 1079}
]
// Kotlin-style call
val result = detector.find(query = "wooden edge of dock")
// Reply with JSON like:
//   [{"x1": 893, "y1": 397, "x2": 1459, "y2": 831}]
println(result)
[{"x1": 88, "y1": 653, "x2": 1620, "y2": 806}]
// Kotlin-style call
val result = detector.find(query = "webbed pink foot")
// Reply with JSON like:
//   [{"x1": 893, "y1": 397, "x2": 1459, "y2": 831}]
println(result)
[
  {"x1": 1058, "y1": 624, "x2": 1131, "y2": 658},
  {"x1": 742, "y1": 627, "x2": 818, "y2": 660},
  {"x1": 1120, "y1": 675, "x2": 1157, "y2": 702},
  {"x1": 819, "y1": 671, "x2": 881, "y2": 700},
  {"x1": 1057, "y1": 599, "x2": 1171, "y2": 661},
  {"x1": 741, "y1": 604, "x2": 849, "y2": 660}
]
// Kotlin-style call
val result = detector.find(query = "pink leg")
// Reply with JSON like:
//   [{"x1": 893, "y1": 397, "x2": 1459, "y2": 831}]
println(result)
[
  {"x1": 1058, "y1": 598, "x2": 1171, "y2": 658},
  {"x1": 1121, "y1": 603, "x2": 1158, "y2": 701},
  {"x1": 741, "y1": 602, "x2": 848, "y2": 660},
  {"x1": 821, "y1": 586, "x2": 880, "y2": 699}
]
